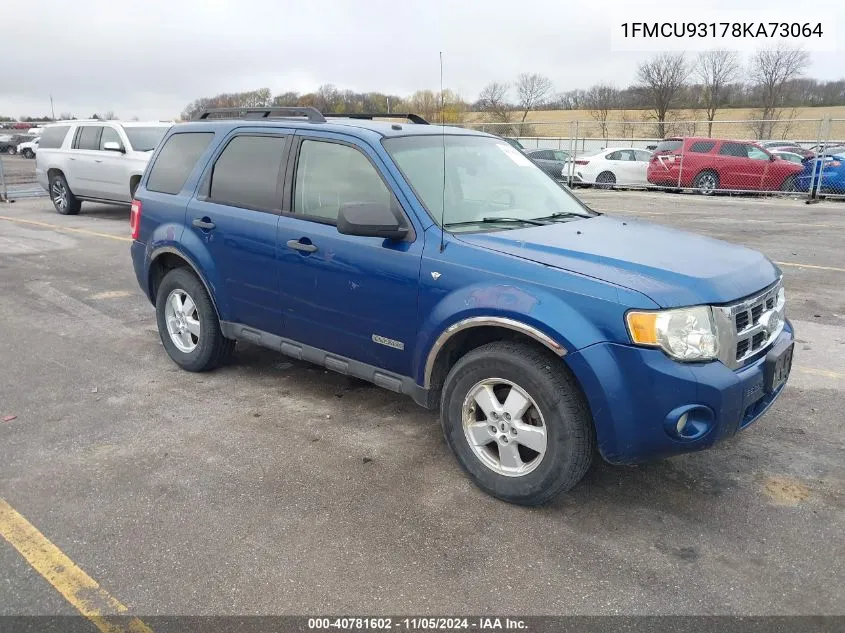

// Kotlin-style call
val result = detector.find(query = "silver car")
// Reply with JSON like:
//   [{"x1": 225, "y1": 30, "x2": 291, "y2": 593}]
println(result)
[{"x1": 36, "y1": 120, "x2": 171, "y2": 214}]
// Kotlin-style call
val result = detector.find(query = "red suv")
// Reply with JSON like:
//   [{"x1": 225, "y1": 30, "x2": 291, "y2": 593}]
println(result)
[{"x1": 647, "y1": 137, "x2": 803, "y2": 194}]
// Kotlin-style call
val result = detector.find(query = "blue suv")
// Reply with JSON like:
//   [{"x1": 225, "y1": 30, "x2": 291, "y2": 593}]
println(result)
[{"x1": 130, "y1": 108, "x2": 794, "y2": 505}]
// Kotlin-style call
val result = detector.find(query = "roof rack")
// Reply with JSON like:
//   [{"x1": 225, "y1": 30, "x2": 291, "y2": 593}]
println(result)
[
  {"x1": 196, "y1": 107, "x2": 326, "y2": 123},
  {"x1": 323, "y1": 113, "x2": 429, "y2": 125}
]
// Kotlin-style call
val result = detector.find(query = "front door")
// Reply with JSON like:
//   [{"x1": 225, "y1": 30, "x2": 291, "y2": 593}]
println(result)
[
  {"x1": 274, "y1": 133, "x2": 422, "y2": 376},
  {"x1": 186, "y1": 130, "x2": 291, "y2": 336}
]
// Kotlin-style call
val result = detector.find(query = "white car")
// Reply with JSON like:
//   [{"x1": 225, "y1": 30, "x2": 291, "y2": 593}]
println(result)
[
  {"x1": 36, "y1": 120, "x2": 172, "y2": 214},
  {"x1": 16, "y1": 137, "x2": 39, "y2": 159},
  {"x1": 563, "y1": 147, "x2": 653, "y2": 188}
]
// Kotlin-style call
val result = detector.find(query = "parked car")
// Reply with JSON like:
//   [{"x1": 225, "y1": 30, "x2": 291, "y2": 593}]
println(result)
[
  {"x1": 498, "y1": 136, "x2": 526, "y2": 153},
  {"x1": 795, "y1": 151, "x2": 845, "y2": 195},
  {"x1": 36, "y1": 120, "x2": 172, "y2": 214},
  {"x1": 16, "y1": 137, "x2": 39, "y2": 159},
  {"x1": 770, "y1": 150, "x2": 804, "y2": 165},
  {"x1": 647, "y1": 137, "x2": 803, "y2": 194},
  {"x1": 525, "y1": 148, "x2": 569, "y2": 178},
  {"x1": 563, "y1": 147, "x2": 653, "y2": 188},
  {"x1": 129, "y1": 107, "x2": 793, "y2": 506},
  {"x1": 761, "y1": 141, "x2": 814, "y2": 159},
  {"x1": 0, "y1": 134, "x2": 19, "y2": 154}
]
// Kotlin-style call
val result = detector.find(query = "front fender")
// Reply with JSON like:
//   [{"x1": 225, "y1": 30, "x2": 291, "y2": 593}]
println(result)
[
  {"x1": 413, "y1": 281, "x2": 608, "y2": 387},
  {"x1": 147, "y1": 226, "x2": 231, "y2": 320}
]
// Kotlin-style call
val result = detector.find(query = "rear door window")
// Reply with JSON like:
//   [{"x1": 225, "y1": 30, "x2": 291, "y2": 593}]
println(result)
[
  {"x1": 147, "y1": 132, "x2": 214, "y2": 195},
  {"x1": 689, "y1": 141, "x2": 716, "y2": 153},
  {"x1": 74, "y1": 126, "x2": 102, "y2": 150},
  {"x1": 38, "y1": 126, "x2": 70, "y2": 149},
  {"x1": 719, "y1": 142, "x2": 748, "y2": 158},
  {"x1": 208, "y1": 135, "x2": 287, "y2": 212}
]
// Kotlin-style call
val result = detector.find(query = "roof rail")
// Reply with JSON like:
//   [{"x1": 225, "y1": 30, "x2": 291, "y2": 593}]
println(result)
[
  {"x1": 196, "y1": 107, "x2": 326, "y2": 123},
  {"x1": 323, "y1": 113, "x2": 429, "y2": 125}
]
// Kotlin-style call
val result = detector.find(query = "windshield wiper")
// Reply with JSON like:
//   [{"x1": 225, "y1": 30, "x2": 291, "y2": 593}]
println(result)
[
  {"x1": 444, "y1": 217, "x2": 548, "y2": 228},
  {"x1": 530, "y1": 211, "x2": 595, "y2": 222}
]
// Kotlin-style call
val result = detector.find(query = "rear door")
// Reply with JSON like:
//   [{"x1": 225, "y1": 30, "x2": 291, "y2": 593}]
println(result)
[
  {"x1": 186, "y1": 129, "x2": 292, "y2": 336},
  {"x1": 274, "y1": 132, "x2": 423, "y2": 375},
  {"x1": 68, "y1": 124, "x2": 103, "y2": 197}
]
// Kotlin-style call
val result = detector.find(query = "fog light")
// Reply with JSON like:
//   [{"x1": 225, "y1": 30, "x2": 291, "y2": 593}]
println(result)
[{"x1": 676, "y1": 412, "x2": 689, "y2": 435}]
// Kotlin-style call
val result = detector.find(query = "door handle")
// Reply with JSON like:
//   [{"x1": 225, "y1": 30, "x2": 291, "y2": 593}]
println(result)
[
  {"x1": 192, "y1": 218, "x2": 216, "y2": 230},
  {"x1": 286, "y1": 239, "x2": 317, "y2": 253}
]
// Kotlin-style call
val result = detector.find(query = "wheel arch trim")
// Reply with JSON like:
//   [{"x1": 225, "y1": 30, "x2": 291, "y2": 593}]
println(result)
[
  {"x1": 423, "y1": 316, "x2": 566, "y2": 389},
  {"x1": 148, "y1": 246, "x2": 222, "y2": 319}
]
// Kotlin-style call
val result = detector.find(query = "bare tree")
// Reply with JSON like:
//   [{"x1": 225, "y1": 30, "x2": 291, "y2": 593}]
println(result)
[
  {"x1": 515, "y1": 73, "x2": 553, "y2": 133},
  {"x1": 695, "y1": 50, "x2": 741, "y2": 136},
  {"x1": 747, "y1": 46, "x2": 810, "y2": 139},
  {"x1": 636, "y1": 53, "x2": 688, "y2": 138},
  {"x1": 272, "y1": 92, "x2": 301, "y2": 107},
  {"x1": 585, "y1": 83, "x2": 619, "y2": 139},
  {"x1": 477, "y1": 82, "x2": 514, "y2": 134}
]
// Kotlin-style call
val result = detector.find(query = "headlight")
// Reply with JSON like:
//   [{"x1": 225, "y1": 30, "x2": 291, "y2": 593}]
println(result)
[{"x1": 626, "y1": 306, "x2": 719, "y2": 361}]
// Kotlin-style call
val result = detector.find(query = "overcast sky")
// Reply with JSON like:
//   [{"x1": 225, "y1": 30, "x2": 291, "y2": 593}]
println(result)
[{"x1": 3, "y1": 0, "x2": 842, "y2": 120}]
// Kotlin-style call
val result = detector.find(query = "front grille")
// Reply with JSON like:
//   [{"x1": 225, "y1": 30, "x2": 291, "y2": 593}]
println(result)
[{"x1": 717, "y1": 279, "x2": 785, "y2": 368}]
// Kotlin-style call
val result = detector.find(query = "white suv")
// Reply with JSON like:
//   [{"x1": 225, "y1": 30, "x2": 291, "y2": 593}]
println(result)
[{"x1": 36, "y1": 120, "x2": 171, "y2": 214}]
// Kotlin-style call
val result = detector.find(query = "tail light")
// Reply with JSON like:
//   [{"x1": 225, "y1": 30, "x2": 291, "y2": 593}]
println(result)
[
  {"x1": 574, "y1": 159, "x2": 589, "y2": 165},
  {"x1": 828, "y1": 161, "x2": 841, "y2": 167},
  {"x1": 130, "y1": 199, "x2": 142, "y2": 240}
]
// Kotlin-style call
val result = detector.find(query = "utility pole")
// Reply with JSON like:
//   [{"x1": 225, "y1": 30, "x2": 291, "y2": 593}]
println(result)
[
  {"x1": 387, "y1": 97, "x2": 390, "y2": 114},
  {"x1": 50, "y1": 94, "x2": 55, "y2": 120}
]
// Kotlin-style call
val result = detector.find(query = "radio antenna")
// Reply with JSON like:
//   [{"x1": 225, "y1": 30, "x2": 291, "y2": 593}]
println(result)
[{"x1": 439, "y1": 51, "x2": 446, "y2": 253}]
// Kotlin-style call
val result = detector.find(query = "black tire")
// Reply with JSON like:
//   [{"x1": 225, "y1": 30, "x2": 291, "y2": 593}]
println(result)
[
  {"x1": 5, "y1": 146, "x2": 14, "y2": 155},
  {"x1": 48, "y1": 172, "x2": 81, "y2": 215},
  {"x1": 440, "y1": 341, "x2": 594, "y2": 506},
  {"x1": 595, "y1": 171, "x2": 616, "y2": 190},
  {"x1": 780, "y1": 175, "x2": 797, "y2": 192},
  {"x1": 692, "y1": 170, "x2": 719, "y2": 195},
  {"x1": 155, "y1": 268, "x2": 235, "y2": 372},
  {"x1": 22, "y1": 148, "x2": 34, "y2": 159}
]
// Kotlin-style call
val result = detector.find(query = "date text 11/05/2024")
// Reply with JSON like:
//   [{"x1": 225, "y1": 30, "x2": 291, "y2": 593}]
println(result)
[
  {"x1": 620, "y1": 22, "x2": 824, "y2": 38},
  {"x1": 308, "y1": 617, "x2": 527, "y2": 630}
]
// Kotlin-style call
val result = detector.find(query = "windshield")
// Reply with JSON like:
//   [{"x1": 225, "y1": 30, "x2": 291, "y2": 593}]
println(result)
[
  {"x1": 122, "y1": 126, "x2": 169, "y2": 152},
  {"x1": 383, "y1": 135, "x2": 595, "y2": 232}
]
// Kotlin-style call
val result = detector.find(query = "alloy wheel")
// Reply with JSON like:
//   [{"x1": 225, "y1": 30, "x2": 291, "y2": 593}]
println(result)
[
  {"x1": 164, "y1": 289, "x2": 201, "y2": 353},
  {"x1": 462, "y1": 378, "x2": 548, "y2": 477}
]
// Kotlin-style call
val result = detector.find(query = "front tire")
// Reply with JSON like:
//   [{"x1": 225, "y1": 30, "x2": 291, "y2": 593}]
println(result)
[
  {"x1": 22, "y1": 148, "x2": 34, "y2": 159},
  {"x1": 155, "y1": 268, "x2": 235, "y2": 372},
  {"x1": 49, "y1": 173, "x2": 81, "y2": 215},
  {"x1": 440, "y1": 341, "x2": 594, "y2": 506},
  {"x1": 780, "y1": 175, "x2": 797, "y2": 192}
]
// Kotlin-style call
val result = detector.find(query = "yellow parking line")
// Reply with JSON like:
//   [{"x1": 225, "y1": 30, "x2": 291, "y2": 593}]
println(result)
[
  {"x1": 796, "y1": 366, "x2": 845, "y2": 380},
  {"x1": 775, "y1": 261, "x2": 845, "y2": 273},
  {"x1": 0, "y1": 498, "x2": 153, "y2": 633},
  {"x1": 0, "y1": 215, "x2": 131, "y2": 242}
]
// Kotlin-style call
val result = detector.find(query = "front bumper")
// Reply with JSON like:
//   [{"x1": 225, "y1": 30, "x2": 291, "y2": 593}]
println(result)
[{"x1": 565, "y1": 321, "x2": 794, "y2": 464}]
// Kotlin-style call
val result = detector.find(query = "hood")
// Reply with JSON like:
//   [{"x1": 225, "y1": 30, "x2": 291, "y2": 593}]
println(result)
[{"x1": 456, "y1": 215, "x2": 779, "y2": 307}]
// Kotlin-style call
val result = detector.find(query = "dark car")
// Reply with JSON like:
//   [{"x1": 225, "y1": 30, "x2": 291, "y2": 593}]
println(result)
[
  {"x1": 761, "y1": 141, "x2": 814, "y2": 159},
  {"x1": 526, "y1": 149, "x2": 570, "y2": 179}
]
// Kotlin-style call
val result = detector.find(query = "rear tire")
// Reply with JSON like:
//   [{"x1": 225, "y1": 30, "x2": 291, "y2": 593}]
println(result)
[
  {"x1": 595, "y1": 171, "x2": 616, "y2": 190},
  {"x1": 22, "y1": 148, "x2": 34, "y2": 159},
  {"x1": 780, "y1": 175, "x2": 797, "y2": 192},
  {"x1": 693, "y1": 170, "x2": 719, "y2": 195},
  {"x1": 440, "y1": 341, "x2": 594, "y2": 506},
  {"x1": 155, "y1": 268, "x2": 235, "y2": 372},
  {"x1": 49, "y1": 173, "x2": 81, "y2": 215}
]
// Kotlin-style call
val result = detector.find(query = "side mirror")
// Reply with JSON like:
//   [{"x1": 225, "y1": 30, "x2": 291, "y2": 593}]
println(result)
[
  {"x1": 337, "y1": 202, "x2": 408, "y2": 240},
  {"x1": 103, "y1": 141, "x2": 124, "y2": 153}
]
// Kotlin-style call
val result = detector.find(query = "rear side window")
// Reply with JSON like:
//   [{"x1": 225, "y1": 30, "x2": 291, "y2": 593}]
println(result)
[
  {"x1": 147, "y1": 132, "x2": 214, "y2": 195},
  {"x1": 38, "y1": 126, "x2": 70, "y2": 149},
  {"x1": 689, "y1": 141, "x2": 716, "y2": 153},
  {"x1": 655, "y1": 140, "x2": 682, "y2": 153},
  {"x1": 209, "y1": 135, "x2": 287, "y2": 211},
  {"x1": 74, "y1": 126, "x2": 101, "y2": 150}
]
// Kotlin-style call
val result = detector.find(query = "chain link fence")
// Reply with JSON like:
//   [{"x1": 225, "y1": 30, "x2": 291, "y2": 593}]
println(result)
[
  {"x1": 458, "y1": 117, "x2": 845, "y2": 201},
  {"x1": 0, "y1": 152, "x2": 45, "y2": 202}
]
